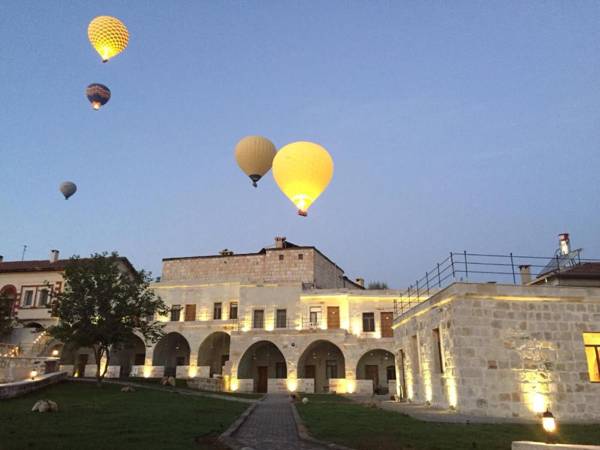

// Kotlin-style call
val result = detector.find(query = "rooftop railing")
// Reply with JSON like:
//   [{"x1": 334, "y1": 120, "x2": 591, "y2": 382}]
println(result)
[{"x1": 393, "y1": 249, "x2": 600, "y2": 318}]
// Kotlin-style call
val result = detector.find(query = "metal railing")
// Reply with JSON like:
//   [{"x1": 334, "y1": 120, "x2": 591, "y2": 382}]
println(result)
[{"x1": 393, "y1": 249, "x2": 600, "y2": 317}]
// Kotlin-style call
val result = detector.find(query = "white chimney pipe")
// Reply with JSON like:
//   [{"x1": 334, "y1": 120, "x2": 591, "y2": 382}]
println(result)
[
  {"x1": 559, "y1": 233, "x2": 570, "y2": 256},
  {"x1": 49, "y1": 249, "x2": 59, "y2": 263}
]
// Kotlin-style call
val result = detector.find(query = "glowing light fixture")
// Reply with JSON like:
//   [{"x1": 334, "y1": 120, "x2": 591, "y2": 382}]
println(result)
[
  {"x1": 542, "y1": 409, "x2": 557, "y2": 433},
  {"x1": 30, "y1": 370, "x2": 38, "y2": 380},
  {"x1": 51, "y1": 349, "x2": 59, "y2": 357},
  {"x1": 272, "y1": 141, "x2": 334, "y2": 216},
  {"x1": 88, "y1": 16, "x2": 129, "y2": 62}
]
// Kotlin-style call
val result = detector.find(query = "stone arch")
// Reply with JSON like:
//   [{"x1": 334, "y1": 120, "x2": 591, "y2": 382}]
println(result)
[
  {"x1": 152, "y1": 332, "x2": 190, "y2": 377},
  {"x1": 44, "y1": 340, "x2": 64, "y2": 357},
  {"x1": 59, "y1": 342, "x2": 96, "y2": 377},
  {"x1": 197, "y1": 332, "x2": 230, "y2": 377},
  {"x1": 356, "y1": 349, "x2": 396, "y2": 394},
  {"x1": 0, "y1": 284, "x2": 17, "y2": 300},
  {"x1": 237, "y1": 340, "x2": 287, "y2": 393},
  {"x1": 298, "y1": 340, "x2": 346, "y2": 393},
  {"x1": 112, "y1": 334, "x2": 147, "y2": 377}
]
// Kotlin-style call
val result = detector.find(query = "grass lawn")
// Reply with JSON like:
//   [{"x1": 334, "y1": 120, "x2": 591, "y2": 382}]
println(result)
[
  {"x1": 296, "y1": 395, "x2": 600, "y2": 450},
  {"x1": 0, "y1": 381, "x2": 248, "y2": 450},
  {"x1": 125, "y1": 377, "x2": 263, "y2": 399}
]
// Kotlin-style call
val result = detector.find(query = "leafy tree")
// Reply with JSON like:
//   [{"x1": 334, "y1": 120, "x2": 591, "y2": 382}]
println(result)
[
  {"x1": 367, "y1": 281, "x2": 389, "y2": 290},
  {"x1": 48, "y1": 252, "x2": 167, "y2": 385},
  {"x1": 0, "y1": 292, "x2": 16, "y2": 338}
]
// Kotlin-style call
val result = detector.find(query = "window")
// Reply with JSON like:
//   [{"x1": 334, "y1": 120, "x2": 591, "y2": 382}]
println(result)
[
  {"x1": 275, "y1": 362, "x2": 286, "y2": 378},
  {"x1": 276, "y1": 309, "x2": 287, "y2": 328},
  {"x1": 229, "y1": 302, "x2": 238, "y2": 320},
  {"x1": 170, "y1": 305, "x2": 181, "y2": 322},
  {"x1": 213, "y1": 302, "x2": 222, "y2": 320},
  {"x1": 387, "y1": 365, "x2": 396, "y2": 381},
  {"x1": 23, "y1": 290, "x2": 34, "y2": 307},
  {"x1": 253, "y1": 309, "x2": 264, "y2": 329},
  {"x1": 298, "y1": 254, "x2": 303, "y2": 260},
  {"x1": 134, "y1": 354, "x2": 145, "y2": 365},
  {"x1": 279, "y1": 254, "x2": 284, "y2": 261},
  {"x1": 326, "y1": 360, "x2": 338, "y2": 379},
  {"x1": 38, "y1": 289, "x2": 49, "y2": 307},
  {"x1": 584, "y1": 333, "x2": 600, "y2": 382},
  {"x1": 362, "y1": 312, "x2": 375, "y2": 332},
  {"x1": 309, "y1": 306, "x2": 321, "y2": 327},
  {"x1": 411, "y1": 335, "x2": 420, "y2": 372},
  {"x1": 433, "y1": 328, "x2": 444, "y2": 373}
]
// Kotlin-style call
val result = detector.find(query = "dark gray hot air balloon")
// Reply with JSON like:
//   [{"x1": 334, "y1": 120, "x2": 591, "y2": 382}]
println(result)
[
  {"x1": 86, "y1": 83, "x2": 111, "y2": 110},
  {"x1": 59, "y1": 182, "x2": 77, "y2": 200}
]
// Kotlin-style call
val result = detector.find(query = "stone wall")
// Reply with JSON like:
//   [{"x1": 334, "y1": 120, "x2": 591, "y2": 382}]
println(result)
[{"x1": 394, "y1": 283, "x2": 600, "y2": 422}]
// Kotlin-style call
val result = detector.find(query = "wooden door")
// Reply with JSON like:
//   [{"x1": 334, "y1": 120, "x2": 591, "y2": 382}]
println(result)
[
  {"x1": 327, "y1": 306, "x2": 340, "y2": 329},
  {"x1": 399, "y1": 350, "x2": 407, "y2": 400},
  {"x1": 381, "y1": 312, "x2": 393, "y2": 337},
  {"x1": 185, "y1": 304, "x2": 196, "y2": 321},
  {"x1": 366, "y1": 365, "x2": 379, "y2": 390},
  {"x1": 257, "y1": 366, "x2": 268, "y2": 393}
]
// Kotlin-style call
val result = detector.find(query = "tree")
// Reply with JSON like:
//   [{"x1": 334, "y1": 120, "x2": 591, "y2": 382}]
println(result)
[
  {"x1": 367, "y1": 281, "x2": 389, "y2": 290},
  {"x1": 48, "y1": 252, "x2": 168, "y2": 385},
  {"x1": 0, "y1": 292, "x2": 16, "y2": 338}
]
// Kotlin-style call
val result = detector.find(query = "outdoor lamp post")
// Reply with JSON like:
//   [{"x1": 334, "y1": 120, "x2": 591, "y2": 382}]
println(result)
[{"x1": 30, "y1": 370, "x2": 38, "y2": 380}]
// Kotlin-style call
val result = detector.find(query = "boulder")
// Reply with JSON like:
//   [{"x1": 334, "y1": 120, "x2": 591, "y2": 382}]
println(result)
[
  {"x1": 38, "y1": 401, "x2": 50, "y2": 413},
  {"x1": 47, "y1": 400, "x2": 59, "y2": 412},
  {"x1": 301, "y1": 397, "x2": 309, "y2": 404},
  {"x1": 121, "y1": 386, "x2": 135, "y2": 392},
  {"x1": 167, "y1": 376, "x2": 176, "y2": 387}
]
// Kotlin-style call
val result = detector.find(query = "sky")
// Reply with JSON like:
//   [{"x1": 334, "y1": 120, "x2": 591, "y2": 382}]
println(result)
[{"x1": 1, "y1": 2, "x2": 599, "y2": 288}]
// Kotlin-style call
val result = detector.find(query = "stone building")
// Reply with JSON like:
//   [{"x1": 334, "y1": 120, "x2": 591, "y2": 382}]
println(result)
[
  {"x1": 139, "y1": 237, "x2": 400, "y2": 395},
  {"x1": 392, "y1": 239, "x2": 600, "y2": 422}
]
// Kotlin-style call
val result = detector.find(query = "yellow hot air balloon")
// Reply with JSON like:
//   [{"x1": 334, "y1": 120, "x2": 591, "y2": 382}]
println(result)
[
  {"x1": 235, "y1": 136, "x2": 277, "y2": 187},
  {"x1": 88, "y1": 16, "x2": 129, "y2": 63},
  {"x1": 272, "y1": 141, "x2": 334, "y2": 216}
]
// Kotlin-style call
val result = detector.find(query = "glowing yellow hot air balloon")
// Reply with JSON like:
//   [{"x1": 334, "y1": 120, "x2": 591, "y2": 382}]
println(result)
[
  {"x1": 272, "y1": 141, "x2": 334, "y2": 216},
  {"x1": 235, "y1": 136, "x2": 277, "y2": 187},
  {"x1": 88, "y1": 16, "x2": 129, "y2": 63}
]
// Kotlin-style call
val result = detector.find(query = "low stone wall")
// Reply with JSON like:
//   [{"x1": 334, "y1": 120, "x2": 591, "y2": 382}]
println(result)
[
  {"x1": 187, "y1": 377, "x2": 223, "y2": 392},
  {"x1": 129, "y1": 365, "x2": 145, "y2": 377},
  {"x1": 268, "y1": 378, "x2": 288, "y2": 393},
  {"x1": 354, "y1": 379, "x2": 374, "y2": 395},
  {"x1": 297, "y1": 378, "x2": 314, "y2": 393},
  {"x1": 0, "y1": 357, "x2": 58, "y2": 383},
  {"x1": 0, "y1": 371, "x2": 67, "y2": 399},
  {"x1": 236, "y1": 378, "x2": 254, "y2": 393},
  {"x1": 176, "y1": 365, "x2": 190, "y2": 379},
  {"x1": 389, "y1": 380, "x2": 398, "y2": 396},
  {"x1": 197, "y1": 366, "x2": 210, "y2": 378},
  {"x1": 513, "y1": 442, "x2": 600, "y2": 450}
]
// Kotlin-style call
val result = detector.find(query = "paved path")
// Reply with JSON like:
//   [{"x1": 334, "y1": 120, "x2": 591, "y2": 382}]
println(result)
[{"x1": 234, "y1": 394, "x2": 328, "y2": 450}]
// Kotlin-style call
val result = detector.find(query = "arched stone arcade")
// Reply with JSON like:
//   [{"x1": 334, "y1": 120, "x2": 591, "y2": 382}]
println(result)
[
  {"x1": 197, "y1": 332, "x2": 231, "y2": 377},
  {"x1": 237, "y1": 341, "x2": 287, "y2": 393},
  {"x1": 152, "y1": 332, "x2": 190, "y2": 377},
  {"x1": 356, "y1": 349, "x2": 396, "y2": 394},
  {"x1": 112, "y1": 334, "x2": 147, "y2": 377},
  {"x1": 298, "y1": 340, "x2": 346, "y2": 393}
]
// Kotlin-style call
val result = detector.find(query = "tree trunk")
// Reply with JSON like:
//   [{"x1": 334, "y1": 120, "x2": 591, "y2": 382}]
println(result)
[{"x1": 95, "y1": 346, "x2": 105, "y2": 387}]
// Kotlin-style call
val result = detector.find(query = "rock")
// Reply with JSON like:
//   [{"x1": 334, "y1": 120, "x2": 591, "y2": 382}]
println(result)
[
  {"x1": 31, "y1": 400, "x2": 44, "y2": 412},
  {"x1": 46, "y1": 400, "x2": 58, "y2": 412},
  {"x1": 302, "y1": 397, "x2": 309, "y2": 404},
  {"x1": 167, "y1": 376, "x2": 176, "y2": 387},
  {"x1": 121, "y1": 386, "x2": 135, "y2": 392},
  {"x1": 38, "y1": 401, "x2": 50, "y2": 413},
  {"x1": 160, "y1": 377, "x2": 168, "y2": 386}
]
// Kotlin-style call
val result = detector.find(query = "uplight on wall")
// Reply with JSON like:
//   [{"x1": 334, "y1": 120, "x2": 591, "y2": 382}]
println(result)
[
  {"x1": 188, "y1": 366, "x2": 198, "y2": 378},
  {"x1": 230, "y1": 378, "x2": 239, "y2": 392},
  {"x1": 143, "y1": 366, "x2": 152, "y2": 378},
  {"x1": 531, "y1": 392, "x2": 547, "y2": 414},
  {"x1": 286, "y1": 378, "x2": 298, "y2": 392}
]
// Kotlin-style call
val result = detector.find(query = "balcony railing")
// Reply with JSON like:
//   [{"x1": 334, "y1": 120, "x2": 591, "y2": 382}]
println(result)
[{"x1": 393, "y1": 250, "x2": 600, "y2": 318}]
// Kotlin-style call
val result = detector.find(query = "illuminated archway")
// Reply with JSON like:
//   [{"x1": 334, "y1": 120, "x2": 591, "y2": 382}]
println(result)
[
  {"x1": 237, "y1": 341, "x2": 286, "y2": 393},
  {"x1": 112, "y1": 334, "x2": 146, "y2": 377},
  {"x1": 356, "y1": 349, "x2": 395, "y2": 394},
  {"x1": 197, "y1": 332, "x2": 230, "y2": 377},
  {"x1": 152, "y1": 332, "x2": 190, "y2": 377},
  {"x1": 298, "y1": 340, "x2": 345, "y2": 393}
]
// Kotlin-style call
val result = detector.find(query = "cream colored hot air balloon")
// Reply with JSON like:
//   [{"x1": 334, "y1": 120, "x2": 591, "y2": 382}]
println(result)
[
  {"x1": 235, "y1": 136, "x2": 277, "y2": 187},
  {"x1": 272, "y1": 141, "x2": 334, "y2": 216},
  {"x1": 88, "y1": 16, "x2": 129, "y2": 63}
]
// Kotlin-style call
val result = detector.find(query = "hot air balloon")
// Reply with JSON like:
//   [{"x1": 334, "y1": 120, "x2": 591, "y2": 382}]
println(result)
[
  {"x1": 272, "y1": 141, "x2": 334, "y2": 216},
  {"x1": 235, "y1": 136, "x2": 277, "y2": 187},
  {"x1": 86, "y1": 83, "x2": 111, "y2": 110},
  {"x1": 88, "y1": 16, "x2": 129, "y2": 63},
  {"x1": 59, "y1": 182, "x2": 77, "y2": 200}
]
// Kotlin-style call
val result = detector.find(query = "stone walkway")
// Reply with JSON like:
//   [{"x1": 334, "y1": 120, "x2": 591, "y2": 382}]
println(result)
[{"x1": 234, "y1": 394, "x2": 328, "y2": 450}]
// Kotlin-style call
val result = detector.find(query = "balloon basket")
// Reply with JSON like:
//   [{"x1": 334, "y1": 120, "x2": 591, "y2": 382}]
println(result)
[{"x1": 297, "y1": 210, "x2": 307, "y2": 217}]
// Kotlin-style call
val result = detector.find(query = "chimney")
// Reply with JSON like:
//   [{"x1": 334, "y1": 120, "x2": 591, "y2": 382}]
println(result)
[
  {"x1": 219, "y1": 249, "x2": 234, "y2": 256},
  {"x1": 519, "y1": 265, "x2": 532, "y2": 285},
  {"x1": 275, "y1": 236, "x2": 287, "y2": 249},
  {"x1": 355, "y1": 277, "x2": 365, "y2": 287},
  {"x1": 49, "y1": 249, "x2": 59, "y2": 263},
  {"x1": 559, "y1": 233, "x2": 570, "y2": 255}
]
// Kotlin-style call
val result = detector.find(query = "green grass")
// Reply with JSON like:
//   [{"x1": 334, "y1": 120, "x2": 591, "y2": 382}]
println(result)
[
  {"x1": 125, "y1": 377, "x2": 263, "y2": 399},
  {"x1": 296, "y1": 395, "x2": 600, "y2": 450},
  {"x1": 0, "y1": 381, "x2": 248, "y2": 450}
]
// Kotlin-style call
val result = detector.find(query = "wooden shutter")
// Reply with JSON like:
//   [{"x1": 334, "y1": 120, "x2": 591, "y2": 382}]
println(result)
[
  {"x1": 381, "y1": 312, "x2": 393, "y2": 337},
  {"x1": 185, "y1": 304, "x2": 196, "y2": 321}
]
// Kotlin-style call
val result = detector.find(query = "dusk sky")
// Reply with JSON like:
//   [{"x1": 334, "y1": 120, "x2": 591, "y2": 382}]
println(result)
[{"x1": 1, "y1": 2, "x2": 599, "y2": 288}]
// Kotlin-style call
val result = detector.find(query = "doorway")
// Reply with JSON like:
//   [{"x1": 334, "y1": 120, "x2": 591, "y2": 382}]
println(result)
[{"x1": 257, "y1": 366, "x2": 268, "y2": 393}]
